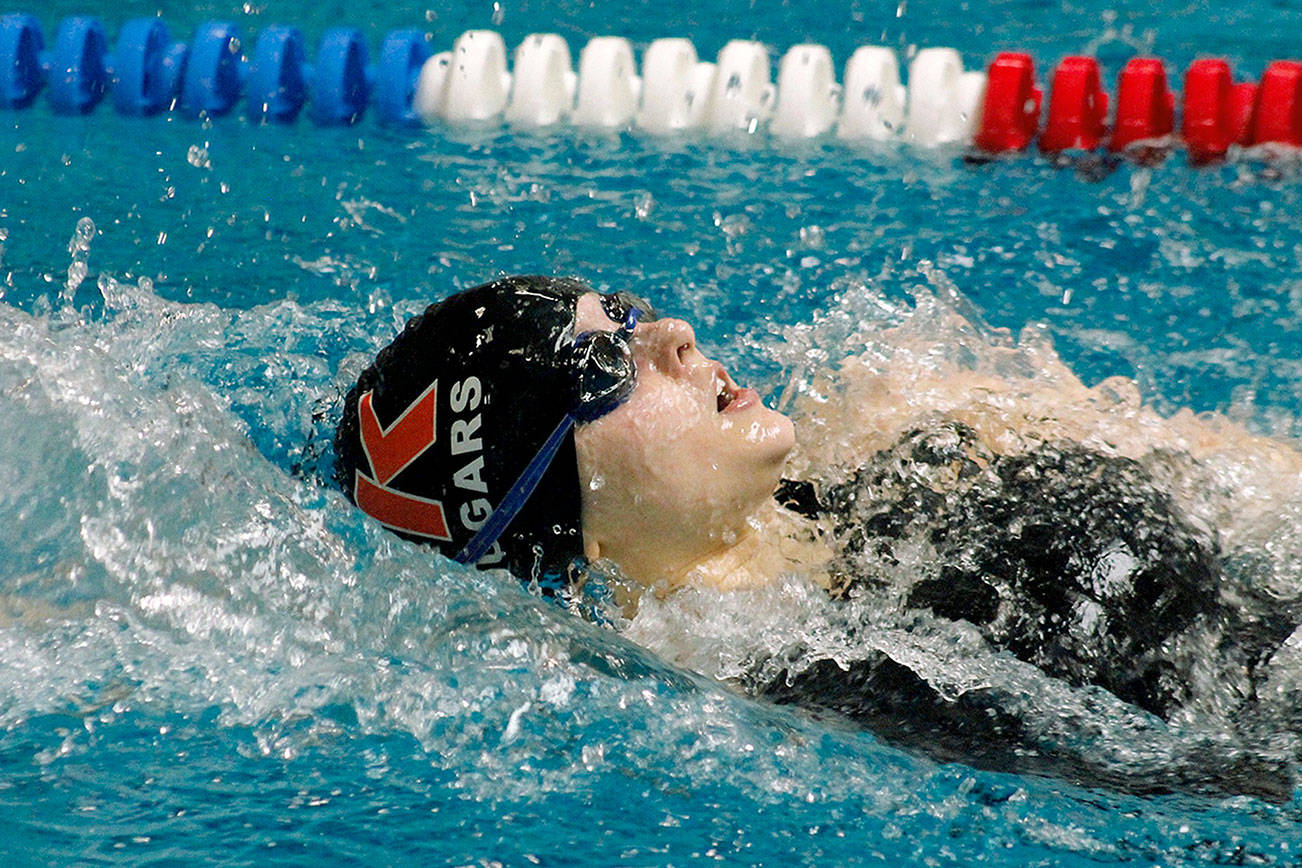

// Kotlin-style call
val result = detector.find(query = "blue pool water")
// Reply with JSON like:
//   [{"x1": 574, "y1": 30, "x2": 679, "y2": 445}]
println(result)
[{"x1": 4, "y1": 0, "x2": 1302, "y2": 864}]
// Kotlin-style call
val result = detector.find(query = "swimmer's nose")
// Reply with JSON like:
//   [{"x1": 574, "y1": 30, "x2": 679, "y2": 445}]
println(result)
[{"x1": 635, "y1": 318, "x2": 697, "y2": 375}]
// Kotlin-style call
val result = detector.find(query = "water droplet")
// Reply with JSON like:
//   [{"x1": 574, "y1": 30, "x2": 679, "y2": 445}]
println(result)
[
  {"x1": 186, "y1": 144, "x2": 211, "y2": 169},
  {"x1": 367, "y1": 287, "x2": 391, "y2": 315},
  {"x1": 798, "y1": 225, "x2": 825, "y2": 249},
  {"x1": 634, "y1": 193, "x2": 655, "y2": 220},
  {"x1": 62, "y1": 217, "x2": 95, "y2": 308}
]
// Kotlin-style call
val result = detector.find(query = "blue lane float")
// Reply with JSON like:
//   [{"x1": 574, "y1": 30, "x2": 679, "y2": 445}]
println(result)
[
  {"x1": 112, "y1": 17, "x2": 180, "y2": 116},
  {"x1": 0, "y1": 12, "x2": 425, "y2": 126},
  {"x1": 47, "y1": 16, "x2": 108, "y2": 114},
  {"x1": 374, "y1": 29, "x2": 432, "y2": 127},
  {"x1": 247, "y1": 24, "x2": 306, "y2": 122},
  {"x1": 310, "y1": 27, "x2": 370, "y2": 126},
  {"x1": 0, "y1": 12, "x2": 42, "y2": 109},
  {"x1": 179, "y1": 21, "x2": 241, "y2": 117}
]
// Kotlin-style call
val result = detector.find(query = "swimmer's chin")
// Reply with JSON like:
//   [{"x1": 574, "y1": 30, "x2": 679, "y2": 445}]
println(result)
[
  {"x1": 755, "y1": 408, "x2": 796, "y2": 460},
  {"x1": 723, "y1": 409, "x2": 794, "y2": 463}
]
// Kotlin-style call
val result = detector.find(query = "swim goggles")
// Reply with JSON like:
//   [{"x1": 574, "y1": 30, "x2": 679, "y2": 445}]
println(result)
[{"x1": 454, "y1": 291, "x2": 657, "y2": 565}]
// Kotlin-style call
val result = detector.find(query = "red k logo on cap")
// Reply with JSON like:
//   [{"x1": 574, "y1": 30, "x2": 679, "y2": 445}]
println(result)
[{"x1": 354, "y1": 381, "x2": 452, "y2": 541}]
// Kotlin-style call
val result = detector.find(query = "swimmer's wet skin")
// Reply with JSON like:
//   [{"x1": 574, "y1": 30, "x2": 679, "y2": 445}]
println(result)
[{"x1": 336, "y1": 275, "x2": 1297, "y2": 801}]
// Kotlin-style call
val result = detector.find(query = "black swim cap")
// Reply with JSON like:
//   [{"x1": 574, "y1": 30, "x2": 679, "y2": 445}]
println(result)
[{"x1": 333, "y1": 275, "x2": 654, "y2": 585}]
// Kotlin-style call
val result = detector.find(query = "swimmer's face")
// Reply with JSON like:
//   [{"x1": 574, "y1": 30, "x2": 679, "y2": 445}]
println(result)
[{"x1": 572, "y1": 292, "x2": 795, "y2": 585}]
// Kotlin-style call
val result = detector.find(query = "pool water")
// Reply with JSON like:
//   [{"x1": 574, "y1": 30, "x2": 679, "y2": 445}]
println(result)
[{"x1": 4, "y1": 0, "x2": 1302, "y2": 864}]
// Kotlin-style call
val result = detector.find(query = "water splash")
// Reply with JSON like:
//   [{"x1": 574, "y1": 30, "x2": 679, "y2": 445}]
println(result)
[
  {"x1": 656, "y1": 274, "x2": 1302, "y2": 797},
  {"x1": 62, "y1": 217, "x2": 95, "y2": 311},
  {"x1": 0, "y1": 261, "x2": 1299, "y2": 863}
]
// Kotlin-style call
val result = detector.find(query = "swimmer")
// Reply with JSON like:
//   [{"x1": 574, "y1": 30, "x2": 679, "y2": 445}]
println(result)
[
  {"x1": 334, "y1": 275, "x2": 1302, "y2": 799},
  {"x1": 334, "y1": 274, "x2": 812, "y2": 595}
]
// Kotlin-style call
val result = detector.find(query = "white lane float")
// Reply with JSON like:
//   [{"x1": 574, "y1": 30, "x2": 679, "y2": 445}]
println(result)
[
  {"x1": 415, "y1": 30, "x2": 511, "y2": 123},
  {"x1": 707, "y1": 39, "x2": 775, "y2": 133},
  {"x1": 906, "y1": 47, "x2": 986, "y2": 146},
  {"x1": 637, "y1": 37, "x2": 715, "y2": 132},
  {"x1": 506, "y1": 33, "x2": 575, "y2": 127},
  {"x1": 572, "y1": 36, "x2": 640, "y2": 128},
  {"x1": 837, "y1": 45, "x2": 906, "y2": 140},
  {"x1": 771, "y1": 43, "x2": 841, "y2": 138}
]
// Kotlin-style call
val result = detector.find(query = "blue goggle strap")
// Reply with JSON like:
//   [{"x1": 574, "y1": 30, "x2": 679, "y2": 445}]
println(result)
[
  {"x1": 452, "y1": 307, "x2": 643, "y2": 567},
  {"x1": 454, "y1": 409, "x2": 577, "y2": 565}
]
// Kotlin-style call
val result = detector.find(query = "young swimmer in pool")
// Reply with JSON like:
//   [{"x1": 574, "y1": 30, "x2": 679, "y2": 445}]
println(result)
[
  {"x1": 334, "y1": 275, "x2": 1302, "y2": 798},
  {"x1": 334, "y1": 274, "x2": 811, "y2": 591}
]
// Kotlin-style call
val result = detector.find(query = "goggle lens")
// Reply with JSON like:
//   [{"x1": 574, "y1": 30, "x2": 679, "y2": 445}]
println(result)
[
  {"x1": 600, "y1": 291, "x2": 658, "y2": 325},
  {"x1": 571, "y1": 304, "x2": 645, "y2": 422}
]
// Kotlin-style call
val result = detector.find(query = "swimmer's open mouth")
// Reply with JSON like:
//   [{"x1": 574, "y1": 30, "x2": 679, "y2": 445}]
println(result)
[
  {"x1": 714, "y1": 367, "x2": 758, "y2": 413},
  {"x1": 716, "y1": 376, "x2": 734, "y2": 412}
]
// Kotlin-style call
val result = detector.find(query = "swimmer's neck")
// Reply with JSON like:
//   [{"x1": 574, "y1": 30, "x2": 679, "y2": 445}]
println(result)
[{"x1": 606, "y1": 500, "x2": 832, "y2": 608}]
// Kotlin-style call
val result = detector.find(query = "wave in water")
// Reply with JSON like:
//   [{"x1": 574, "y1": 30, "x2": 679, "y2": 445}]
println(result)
[{"x1": 1, "y1": 248, "x2": 1301, "y2": 862}]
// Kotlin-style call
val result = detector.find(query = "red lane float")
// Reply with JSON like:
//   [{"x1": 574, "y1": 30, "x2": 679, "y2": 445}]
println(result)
[
  {"x1": 1039, "y1": 56, "x2": 1108, "y2": 152},
  {"x1": 973, "y1": 52, "x2": 1041, "y2": 152},
  {"x1": 976, "y1": 54, "x2": 1302, "y2": 162},
  {"x1": 1181, "y1": 59, "x2": 1256, "y2": 163},
  {"x1": 1109, "y1": 57, "x2": 1173, "y2": 151},
  {"x1": 1250, "y1": 60, "x2": 1302, "y2": 147}
]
